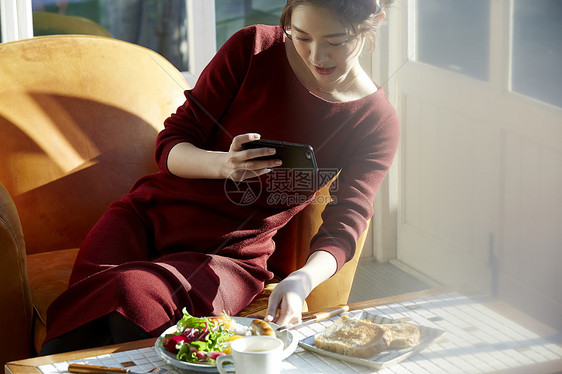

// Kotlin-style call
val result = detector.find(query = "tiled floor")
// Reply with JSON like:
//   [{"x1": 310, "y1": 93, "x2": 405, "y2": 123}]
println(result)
[{"x1": 349, "y1": 259, "x2": 434, "y2": 303}]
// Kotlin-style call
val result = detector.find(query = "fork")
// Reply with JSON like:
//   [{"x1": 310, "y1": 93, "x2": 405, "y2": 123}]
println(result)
[{"x1": 68, "y1": 363, "x2": 168, "y2": 373}]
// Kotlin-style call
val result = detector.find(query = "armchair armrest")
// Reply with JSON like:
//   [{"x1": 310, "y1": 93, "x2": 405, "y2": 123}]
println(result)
[{"x1": 0, "y1": 182, "x2": 34, "y2": 365}]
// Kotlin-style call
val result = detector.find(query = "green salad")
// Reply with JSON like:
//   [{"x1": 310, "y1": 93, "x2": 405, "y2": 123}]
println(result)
[{"x1": 161, "y1": 308, "x2": 242, "y2": 364}]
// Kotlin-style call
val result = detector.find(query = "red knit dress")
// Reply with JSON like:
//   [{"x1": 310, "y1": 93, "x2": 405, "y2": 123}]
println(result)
[{"x1": 44, "y1": 25, "x2": 400, "y2": 343}]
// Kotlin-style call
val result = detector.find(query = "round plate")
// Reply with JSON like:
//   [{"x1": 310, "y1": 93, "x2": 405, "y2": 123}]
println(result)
[{"x1": 154, "y1": 317, "x2": 297, "y2": 373}]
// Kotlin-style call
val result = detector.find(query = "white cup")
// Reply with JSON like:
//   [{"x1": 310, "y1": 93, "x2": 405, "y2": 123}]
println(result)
[{"x1": 216, "y1": 335, "x2": 284, "y2": 374}]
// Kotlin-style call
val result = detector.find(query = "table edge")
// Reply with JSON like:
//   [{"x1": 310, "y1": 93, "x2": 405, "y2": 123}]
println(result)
[{"x1": 5, "y1": 338, "x2": 156, "y2": 374}]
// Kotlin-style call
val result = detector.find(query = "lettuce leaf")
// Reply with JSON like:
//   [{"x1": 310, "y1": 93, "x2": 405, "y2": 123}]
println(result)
[{"x1": 173, "y1": 308, "x2": 234, "y2": 363}]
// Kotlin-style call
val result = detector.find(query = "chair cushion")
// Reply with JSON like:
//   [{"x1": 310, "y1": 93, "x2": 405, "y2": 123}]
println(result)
[
  {"x1": 237, "y1": 283, "x2": 277, "y2": 317},
  {"x1": 27, "y1": 248, "x2": 79, "y2": 353}
]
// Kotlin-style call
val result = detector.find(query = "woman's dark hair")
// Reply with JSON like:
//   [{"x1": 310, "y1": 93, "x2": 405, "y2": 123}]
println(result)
[{"x1": 280, "y1": 0, "x2": 393, "y2": 51}]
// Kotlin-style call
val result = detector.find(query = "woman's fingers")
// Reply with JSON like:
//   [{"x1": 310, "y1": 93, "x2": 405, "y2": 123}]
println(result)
[
  {"x1": 231, "y1": 133, "x2": 261, "y2": 151},
  {"x1": 265, "y1": 281, "x2": 303, "y2": 328},
  {"x1": 243, "y1": 147, "x2": 277, "y2": 162},
  {"x1": 271, "y1": 296, "x2": 302, "y2": 328},
  {"x1": 225, "y1": 133, "x2": 282, "y2": 181},
  {"x1": 265, "y1": 288, "x2": 281, "y2": 323}
]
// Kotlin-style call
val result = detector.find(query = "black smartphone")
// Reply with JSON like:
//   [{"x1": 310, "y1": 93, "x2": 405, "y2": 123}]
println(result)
[{"x1": 242, "y1": 139, "x2": 318, "y2": 172}]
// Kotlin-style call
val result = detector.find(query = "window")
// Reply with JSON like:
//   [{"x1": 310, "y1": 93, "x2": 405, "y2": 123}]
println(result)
[
  {"x1": 511, "y1": 0, "x2": 562, "y2": 108},
  {"x1": 413, "y1": 0, "x2": 562, "y2": 109},
  {"x1": 215, "y1": 0, "x2": 284, "y2": 48},
  {"x1": 415, "y1": 0, "x2": 490, "y2": 81},
  {"x1": 2, "y1": 1, "x2": 287, "y2": 83},
  {"x1": 0, "y1": 0, "x2": 33, "y2": 42},
  {"x1": 30, "y1": 0, "x2": 189, "y2": 71}
]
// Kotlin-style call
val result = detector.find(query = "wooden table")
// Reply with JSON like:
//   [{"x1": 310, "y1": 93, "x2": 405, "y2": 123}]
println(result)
[{"x1": 5, "y1": 287, "x2": 562, "y2": 374}]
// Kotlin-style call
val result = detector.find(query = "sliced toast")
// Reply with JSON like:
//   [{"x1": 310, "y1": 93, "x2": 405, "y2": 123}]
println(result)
[
  {"x1": 314, "y1": 315, "x2": 392, "y2": 358},
  {"x1": 314, "y1": 315, "x2": 421, "y2": 359},
  {"x1": 386, "y1": 322, "x2": 421, "y2": 349}
]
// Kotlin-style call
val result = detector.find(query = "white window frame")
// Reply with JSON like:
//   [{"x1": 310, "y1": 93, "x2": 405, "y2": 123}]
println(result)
[
  {"x1": 1, "y1": 0, "x2": 217, "y2": 86},
  {"x1": 185, "y1": 0, "x2": 217, "y2": 86},
  {"x1": 0, "y1": 0, "x2": 33, "y2": 42}
]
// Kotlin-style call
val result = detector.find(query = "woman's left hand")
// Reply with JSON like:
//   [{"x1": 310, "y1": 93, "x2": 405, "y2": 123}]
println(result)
[
  {"x1": 264, "y1": 251, "x2": 338, "y2": 328},
  {"x1": 264, "y1": 271, "x2": 311, "y2": 328}
]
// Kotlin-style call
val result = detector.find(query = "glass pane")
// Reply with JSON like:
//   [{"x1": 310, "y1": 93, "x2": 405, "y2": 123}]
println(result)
[
  {"x1": 416, "y1": 0, "x2": 490, "y2": 81},
  {"x1": 215, "y1": 0, "x2": 285, "y2": 48},
  {"x1": 512, "y1": 0, "x2": 562, "y2": 108},
  {"x1": 31, "y1": 0, "x2": 189, "y2": 71}
]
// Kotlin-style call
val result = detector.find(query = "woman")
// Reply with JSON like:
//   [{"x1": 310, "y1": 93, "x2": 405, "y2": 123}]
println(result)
[{"x1": 40, "y1": 0, "x2": 398, "y2": 353}]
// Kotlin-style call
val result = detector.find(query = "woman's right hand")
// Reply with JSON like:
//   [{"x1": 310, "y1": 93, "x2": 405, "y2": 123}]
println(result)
[
  {"x1": 167, "y1": 133, "x2": 280, "y2": 180},
  {"x1": 223, "y1": 133, "x2": 281, "y2": 181}
]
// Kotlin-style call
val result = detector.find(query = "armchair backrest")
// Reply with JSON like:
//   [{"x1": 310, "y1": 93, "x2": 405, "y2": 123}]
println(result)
[{"x1": 0, "y1": 35, "x2": 188, "y2": 255}]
